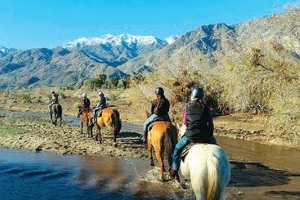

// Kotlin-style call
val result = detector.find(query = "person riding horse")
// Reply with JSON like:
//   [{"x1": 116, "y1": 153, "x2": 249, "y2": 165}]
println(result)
[
  {"x1": 48, "y1": 90, "x2": 59, "y2": 114},
  {"x1": 77, "y1": 93, "x2": 91, "y2": 118},
  {"x1": 143, "y1": 87, "x2": 171, "y2": 147},
  {"x1": 92, "y1": 91, "x2": 107, "y2": 123},
  {"x1": 170, "y1": 87, "x2": 218, "y2": 181}
]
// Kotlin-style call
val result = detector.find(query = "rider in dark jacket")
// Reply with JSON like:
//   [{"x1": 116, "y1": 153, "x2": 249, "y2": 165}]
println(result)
[
  {"x1": 77, "y1": 93, "x2": 90, "y2": 118},
  {"x1": 93, "y1": 91, "x2": 107, "y2": 122},
  {"x1": 170, "y1": 87, "x2": 217, "y2": 181},
  {"x1": 143, "y1": 87, "x2": 171, "y2": 147}
]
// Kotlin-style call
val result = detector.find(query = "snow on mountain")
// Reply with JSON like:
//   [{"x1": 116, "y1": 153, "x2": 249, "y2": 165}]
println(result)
[
  {"x1": 0, "y1": 46, "x2": 18, "y2": 57},
  {"x1": 62, "y1": 34, "x2": 173, "y2": 49},
  {"x1": 165, "y1": 35, "x2": 180, "y2": 44}
]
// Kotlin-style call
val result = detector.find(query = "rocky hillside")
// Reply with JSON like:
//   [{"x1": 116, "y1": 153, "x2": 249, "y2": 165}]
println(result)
[{"x1": 0, "y1": 10, "x2": 299, "y2": 90}]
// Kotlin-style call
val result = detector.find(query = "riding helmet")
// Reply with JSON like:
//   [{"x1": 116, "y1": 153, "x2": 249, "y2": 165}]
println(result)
[
  {"x1": 155, "y1": 87, "x2": 164, "y2": 95},
  {"x1": 51, "y1": 90, "x2": 55, "y2": 94},
  {"x1": 99, "y1": 91, "x2": 104, "y2": 96},
  {"x1": 191, "y1": 87, "x2": 204, "y2": 98},
  {"x1": 82, "y1": 93, "x2": 87, "y2": 98}
]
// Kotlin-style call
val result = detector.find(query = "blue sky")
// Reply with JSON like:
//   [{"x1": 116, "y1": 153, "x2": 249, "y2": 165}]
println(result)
[{"x1": 0, "y1": 0, "x2": 298, "y2": 49}]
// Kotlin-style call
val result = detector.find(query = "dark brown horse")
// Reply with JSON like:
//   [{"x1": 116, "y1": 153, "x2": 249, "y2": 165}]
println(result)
[
  {"x1": 79, "y1": 107, "x2": 93, "y2": 137},
  {"x1": 50, "y1": 103, "x2": 62, "y2": 127},
  {"x1": 94, "y1": 107, "x2": 121, "y2": 147},
  {"x1": 147, "y1": 121, "x2": 178, "y2": 181}
]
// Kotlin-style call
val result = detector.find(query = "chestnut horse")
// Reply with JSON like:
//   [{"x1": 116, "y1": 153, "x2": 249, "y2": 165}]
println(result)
[
  {"x1": 177, "y1": 124, "x2": 231, "y2": 200},
  {"x1": 94, "y1": 107, "x2": 121, "y2": 147},
  {"x1": 147, "y1": 121, "x2": 178, "y2": 181},
  {"x1": 79, "y1": 107, "x2": 93, "y2": 137}
]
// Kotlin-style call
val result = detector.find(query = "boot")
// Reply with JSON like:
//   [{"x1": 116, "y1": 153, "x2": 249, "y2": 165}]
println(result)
[{"x1": 169, "y1": 168, "x2": 180, "y2": 182}]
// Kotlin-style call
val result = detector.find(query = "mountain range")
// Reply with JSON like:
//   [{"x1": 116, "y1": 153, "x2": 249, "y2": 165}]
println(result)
[{"x1": 0, "y1": 10, "x2": 299, "y2": 90}]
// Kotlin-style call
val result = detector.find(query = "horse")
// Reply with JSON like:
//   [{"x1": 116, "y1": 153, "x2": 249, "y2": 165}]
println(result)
[
  {"x1": 50, "y1": 103, "x2": 62, "y2": 127},
  {"x1": 93, "y1": 107, "x2": 121, "y2": 147},
  {"x1": 147, "y1": 120, "x2": 178, "y2": 181},
  {"x1": 177, "y1": 124, "x2": 231, "y2": 200},
  {"x1": 79, "y1": 107, "x2": 93, "y2": 138}
]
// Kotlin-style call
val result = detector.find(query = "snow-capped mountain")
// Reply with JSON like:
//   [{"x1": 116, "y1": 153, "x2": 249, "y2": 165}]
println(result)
[
  {"x1": 0, "y1": 46, "x2": 18, "y2": 57},
  {"x1": 62, "y1": 34, "x2": 172, "y2": 50},
  {"x1": 165, "y1": 35, "x2": 180, "y2": 44}
]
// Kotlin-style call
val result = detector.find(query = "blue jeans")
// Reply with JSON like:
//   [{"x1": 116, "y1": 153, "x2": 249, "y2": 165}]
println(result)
[
  {"x1": 171, "y1": 136, "x2": 189, "y2": 171},
  {"x1": 143, "y1": 114, "x2": 171, "y2": 132}
]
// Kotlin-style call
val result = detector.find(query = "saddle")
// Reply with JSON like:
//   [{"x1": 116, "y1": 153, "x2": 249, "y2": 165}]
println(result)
[
  {"x1": 147, "y1": 117, "x2": 169, "y2": 132},
  {"x1": 180, "y1": 138, "x2": 217, "y2": 161},
  {"x1": 96, "y1": 110, "x2": 103, "y2": 117},
  {"x1": 180, "y1": 143, "x2": 194, "y2": 161}
]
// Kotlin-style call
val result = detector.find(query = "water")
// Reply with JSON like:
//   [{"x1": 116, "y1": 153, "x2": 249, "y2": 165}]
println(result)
[
  {"x1": 0, "y1": 148, "x2": 189, "y2": 200},
  {"x1": 1, "y1": 110, "x2": 300, "y2": 199}
]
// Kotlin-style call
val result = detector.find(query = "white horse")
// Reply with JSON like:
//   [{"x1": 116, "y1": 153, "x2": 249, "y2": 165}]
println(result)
[{"x1": 177, "y1": 124, "x2": 231, "y2": 200}]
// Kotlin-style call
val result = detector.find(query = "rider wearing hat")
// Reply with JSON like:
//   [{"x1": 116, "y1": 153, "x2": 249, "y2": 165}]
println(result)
[
  {"x1": 77, "y1": 92, "x2": 91, "y2": 118},
  {"x1": 92, "y1": 91, "x2": 107, "y2": 122},
  {"x1": 143, "y1": 87, "x2": 171, "y2": 147},
  {"x1": 169, "y1": 87, "x2": 217, "y2": 181}
]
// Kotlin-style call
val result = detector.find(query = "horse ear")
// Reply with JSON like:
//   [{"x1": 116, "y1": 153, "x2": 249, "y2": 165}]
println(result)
[
  {"x1": 176, "y1": 123, "x2": 180, "y2": 129},
  {"x1": 145, "y1": 110, "x2": 150, "y2": 117}
]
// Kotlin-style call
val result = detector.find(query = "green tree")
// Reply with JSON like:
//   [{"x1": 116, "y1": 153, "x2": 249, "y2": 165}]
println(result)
[
  {"x1": 110, "y1": 78, "x2": 119, "y2": 88},
  {"x1": 122, "y1": 77, "x2": 130, "y2": 89}
]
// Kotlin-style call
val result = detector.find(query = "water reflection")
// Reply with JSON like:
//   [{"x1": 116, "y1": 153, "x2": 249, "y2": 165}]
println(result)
[{"x1": 0, "y1": 148, "x2": 190, "y2": 199}]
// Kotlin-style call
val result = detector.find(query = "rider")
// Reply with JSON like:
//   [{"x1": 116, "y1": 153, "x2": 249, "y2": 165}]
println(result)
[
  {"x1": 92, "y1": 91, "x2": 107, "y2": 122},
  {"x1": 77, "y1": 93, "x2": 91, "y2": 118},
  {"x1": 169, "y1": 87, "x2": 218, "y2": 181},
  {"x1": 48, "y1": 90, "x2": 59, "y2": 114},
  {"x1": 143, "y1": 87, "x2": 171, "y2": 147}
]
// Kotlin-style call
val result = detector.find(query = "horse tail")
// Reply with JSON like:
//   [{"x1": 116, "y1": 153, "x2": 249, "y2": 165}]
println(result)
[
  {"x1": 206, "y1": 148, "x2": 228, "y2": 200},
  {"x1": 112, "y1": 109, "x2": 122, "y2": 135},
  {"x1": 164, "y1": 123, "x2": 177, "y2": 167},
  {"x1": 58, "y1": 104, "x2": 62, "y2": 117}
]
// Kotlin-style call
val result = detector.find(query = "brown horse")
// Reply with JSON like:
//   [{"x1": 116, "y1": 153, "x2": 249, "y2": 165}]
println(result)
[
  {"x1": 79, "y1": 107, "x2": 93, "y2": 137},
  {"x1": 94, "y1": 107, "x2": 121, "y2": 147},
  {"x1": 50, "y1": 103, "x2": 62, "y2": 127},
  {"x1": 147, "y1": 121, "x2": 178, "y2": 181}
]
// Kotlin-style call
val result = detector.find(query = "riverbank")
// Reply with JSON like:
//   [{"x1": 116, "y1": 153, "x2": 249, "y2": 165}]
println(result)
[{"x1": 0, "y1": 87, "x2": 299, "y2": 159}]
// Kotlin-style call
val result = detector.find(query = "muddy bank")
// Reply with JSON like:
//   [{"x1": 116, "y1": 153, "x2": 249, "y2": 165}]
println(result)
[{"x1": 0, "y1": 113, "x2": 148, "y2": 159}]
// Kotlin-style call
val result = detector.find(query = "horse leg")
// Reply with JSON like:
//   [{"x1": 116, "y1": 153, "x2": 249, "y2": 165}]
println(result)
[
  {"x1": 54, "y1": 113, "x2": 58, "y2": 126},
  {"x1": 86, "y1": 121, "x2": 90, "y2": 137},
  {"x1": 59, "y1": 116, "x2": 62, "y2": 127},
  {"x1": 96, "y1": 126, "x2": 102, "y2": 144},
  {"x1": 148, "y1": 145, "x2": 155, "y2": 166},
  {"x1": 80, "y1": 122, "x2": 84, "y2": 134},
  {"x1": 107, "y1": 124, "x2": 117, "y2": 147},
  {"x1": 89, "y1": 124, "x2": 93, "y2": 138},
  {"x1": 155, "y1": 147, "x2": 165, "y2": 181}
]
